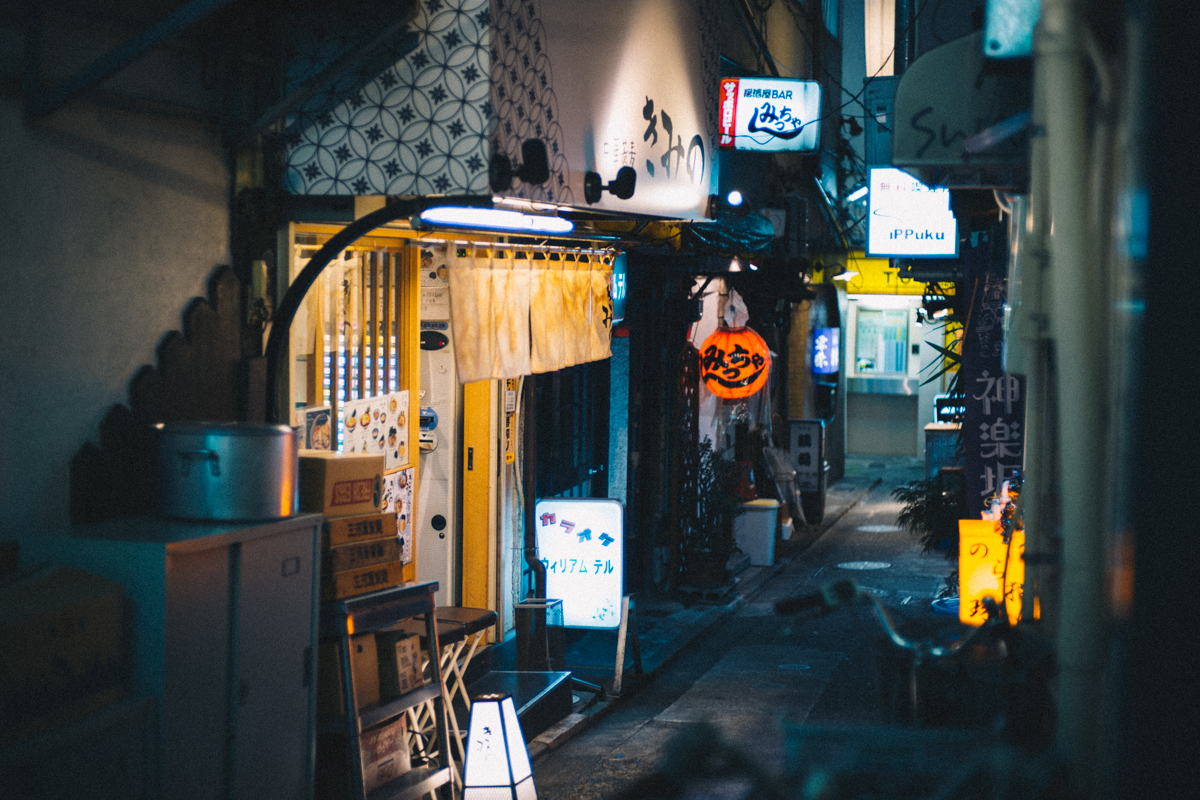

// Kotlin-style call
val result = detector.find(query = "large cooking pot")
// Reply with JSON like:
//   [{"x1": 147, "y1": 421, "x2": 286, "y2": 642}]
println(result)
[{"x1": 153, "y1": 422, "x2": 298, "y2": 521}]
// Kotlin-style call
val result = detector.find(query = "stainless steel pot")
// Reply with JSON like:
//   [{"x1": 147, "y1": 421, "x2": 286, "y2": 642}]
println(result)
[{"x1": 153, "y1": 422, "x2": 298, "y2": 521}]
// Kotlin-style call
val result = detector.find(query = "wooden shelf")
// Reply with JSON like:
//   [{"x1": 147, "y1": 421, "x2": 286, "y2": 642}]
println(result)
[
  {"x1": 317, "y1": 683, "x2": 442, "y2": 735},
  {"x1": 316, "y1": 580, "x2": 452, "y2": 800},
  {"x1": 366, "y1": 766, "x2": 452, "y2": 800}
]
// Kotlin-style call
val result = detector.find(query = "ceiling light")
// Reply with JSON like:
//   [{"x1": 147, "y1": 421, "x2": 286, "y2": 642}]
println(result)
[
  {"x1": 417, "y1": 206, "x2": 574, "y2": 235},
  {"x1": 727, "y1": 190, "x2": 744, "y2": 207},
  {"x1": 847, "y1": 185, "x2": 868, "y2": 202}
]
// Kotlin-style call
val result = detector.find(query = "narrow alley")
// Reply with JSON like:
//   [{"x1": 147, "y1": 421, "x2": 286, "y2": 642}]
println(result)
[{"x1": 533, "y1": 456, "x2": 971, "y2": 799}]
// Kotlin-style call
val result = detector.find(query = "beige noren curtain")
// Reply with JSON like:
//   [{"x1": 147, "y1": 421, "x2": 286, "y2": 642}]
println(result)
[{"x1": 447, "y1": 246, "x2": 611, "y2": 382}]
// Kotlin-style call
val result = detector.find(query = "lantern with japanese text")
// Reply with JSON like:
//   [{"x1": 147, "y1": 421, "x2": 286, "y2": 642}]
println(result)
[
  {"x1": 958, "y1": 518, "x2": 1024, "y2": 626},
  {"x1": 699, "y1": 325, "x2": 771, "y2": 399}
]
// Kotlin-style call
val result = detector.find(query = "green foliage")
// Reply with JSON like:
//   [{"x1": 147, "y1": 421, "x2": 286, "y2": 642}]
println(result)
[
  {"x1": 683, "y1": 437, "x2": 745, "y2": 557},
  {"x1": 892, "y1": 470, "x2": 967, "y2": 559}
]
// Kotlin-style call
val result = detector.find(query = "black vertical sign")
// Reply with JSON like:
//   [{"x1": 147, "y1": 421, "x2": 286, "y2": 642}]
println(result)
[{"x1": 961, "y1": 229, "x2": 1026, "y2": 518}]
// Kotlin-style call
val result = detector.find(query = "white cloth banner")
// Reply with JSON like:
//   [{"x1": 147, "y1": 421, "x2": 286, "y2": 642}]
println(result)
[
  {"x1": 587, "y1": 261, "x2": 614, "y2": 362},
  {"x1": 446, "y1": 247, "x2": 612, "y2": 381}
]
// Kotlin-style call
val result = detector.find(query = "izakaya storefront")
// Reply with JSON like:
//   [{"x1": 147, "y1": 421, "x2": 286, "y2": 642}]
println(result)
[{"x1": 274, "y1": 0, "x2": 719, "y2": 640}]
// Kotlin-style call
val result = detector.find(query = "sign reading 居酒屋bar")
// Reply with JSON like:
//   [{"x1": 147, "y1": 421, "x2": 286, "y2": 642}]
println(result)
[{"x1": 719, "y1": 77, "x2": 822, "y2": 152}]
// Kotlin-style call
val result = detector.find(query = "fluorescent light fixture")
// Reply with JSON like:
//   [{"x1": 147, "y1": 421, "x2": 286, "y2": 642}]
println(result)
[
  {"x1": 831, "y1": 270, "x2": 858, "y2": 281},
  {"x1": 419, "y1": 206, "x2": 573, "y2": 235},
  {"x1": 847, "y1": 185, "x2": 868, "y2": 202},
  {"x1": 727, "y1": 190, "x2": 744, "y2": 206}
]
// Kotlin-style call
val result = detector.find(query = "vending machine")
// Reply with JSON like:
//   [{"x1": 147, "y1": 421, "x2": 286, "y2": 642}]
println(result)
[{"x1": 417, "y1": 249, "x2": 459, "y2": 606}]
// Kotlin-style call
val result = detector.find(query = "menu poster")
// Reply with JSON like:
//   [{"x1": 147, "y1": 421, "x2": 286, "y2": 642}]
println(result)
[
  {"x1": 382, "y1": 466, "x2": 415, "y2": 565},
  {"x1": 303, "y1": 405, "x2": 332, "y2": 450},
  {"x1": 342, "y1": 393, "x2": 409, "y2": 470},
  {"x1": 385, "y1": 390, "x2": 410, "y2": 470}
]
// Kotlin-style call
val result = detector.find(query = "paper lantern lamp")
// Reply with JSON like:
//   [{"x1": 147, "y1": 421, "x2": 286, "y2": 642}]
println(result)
[
  {"x1": 699, "y1": 326, "x2": 771, "y2": 399},
  {"x1": 958, "y1": 519, "x2": 1025, "y2": 626},
  {"x1": 463, "y1": 694, "x2": 537, "y2": 800}
]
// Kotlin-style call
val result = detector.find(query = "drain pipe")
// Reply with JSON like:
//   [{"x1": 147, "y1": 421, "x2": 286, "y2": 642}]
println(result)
[
  {"x1": 522, "y1": 376, "x2": 547, "y2": 600},
  {"x1": 1018, "y1": 41, "x2": 1054, "y2": 632},
  {"x1": 1037, "y1": 0, "x2": 1106, "y2": 790}
]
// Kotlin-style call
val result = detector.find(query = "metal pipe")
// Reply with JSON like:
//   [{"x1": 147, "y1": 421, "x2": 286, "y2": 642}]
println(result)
[
  {"x1": 1037, "y1": 0, "x2": 1106, "y2": 790},
  {"x1": 522, "y1": 376, "x2": 547, "y2": 600},
  {"x1": 894, "y1": 0, "x2": 918, "y2": 76}
]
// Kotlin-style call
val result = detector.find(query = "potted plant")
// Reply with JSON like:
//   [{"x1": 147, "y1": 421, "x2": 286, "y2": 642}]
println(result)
[
  {"x1": 892, "y1": 468, "x2": 966, "y2": 599},
  {"x1": 681, "y1": 437, "x2": 745, "y2": 586}
]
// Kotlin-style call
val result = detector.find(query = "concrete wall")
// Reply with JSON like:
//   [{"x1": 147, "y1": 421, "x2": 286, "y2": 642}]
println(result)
[{"x1": 0, "y1": 92, "x2": 230, "y2": 536}]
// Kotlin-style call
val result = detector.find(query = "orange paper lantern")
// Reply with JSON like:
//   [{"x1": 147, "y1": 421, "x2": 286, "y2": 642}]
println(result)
[{"x1": 699, "y1": 326, "x2": 771, "y2": 399}]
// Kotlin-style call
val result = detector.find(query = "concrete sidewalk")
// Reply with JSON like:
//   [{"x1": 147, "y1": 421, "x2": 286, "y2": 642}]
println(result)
[{"x1": 522, "y1": 455, "x2": 921, "y2": 761}]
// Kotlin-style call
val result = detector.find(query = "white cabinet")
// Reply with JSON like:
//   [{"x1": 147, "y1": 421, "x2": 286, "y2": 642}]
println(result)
[{"x1": 21, "y1": 514, "x2": 322, "y2": 800}]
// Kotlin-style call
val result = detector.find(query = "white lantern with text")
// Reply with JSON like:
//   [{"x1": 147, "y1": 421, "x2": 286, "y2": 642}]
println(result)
[{"x1": 462, "y1": 694, "x2": 536, "y2": 800}]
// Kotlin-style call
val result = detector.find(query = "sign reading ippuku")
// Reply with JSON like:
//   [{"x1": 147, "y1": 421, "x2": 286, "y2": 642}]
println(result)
[
  {"x1": 534, "y1": 498, "x2": 624, "y2": 629},
  {"x1": 699, "y1": 326, "x2": 772, "y2": 399}
]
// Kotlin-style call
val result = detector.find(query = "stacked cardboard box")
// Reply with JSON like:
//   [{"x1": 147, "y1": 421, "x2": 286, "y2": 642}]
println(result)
[{"x1": 299, "y1": 451, "x2": 406, "y2": 601}]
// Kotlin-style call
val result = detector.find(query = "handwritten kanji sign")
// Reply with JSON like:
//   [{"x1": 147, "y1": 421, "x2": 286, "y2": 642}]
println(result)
[
  {"x1": 958, "y1": 519, "x2": 1024, "y2": 626},
  {"x1": 534, "y1": 498, "x2": 624, "y2": 629}
]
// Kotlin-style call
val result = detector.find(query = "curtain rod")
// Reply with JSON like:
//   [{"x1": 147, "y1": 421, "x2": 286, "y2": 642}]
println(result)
[{"x1": 409, "y1": 236, "x2": 619, "y2": 257}]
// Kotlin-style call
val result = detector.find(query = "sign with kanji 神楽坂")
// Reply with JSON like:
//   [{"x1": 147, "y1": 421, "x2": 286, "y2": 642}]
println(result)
[{"x1": 534, "y1": 498, "x2": 624, "y2": 629}]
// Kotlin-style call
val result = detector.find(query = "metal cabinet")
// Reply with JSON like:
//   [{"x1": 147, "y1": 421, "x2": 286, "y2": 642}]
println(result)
[{"x1": 20, "y1": 514, "x2": 322, "y2": 800}]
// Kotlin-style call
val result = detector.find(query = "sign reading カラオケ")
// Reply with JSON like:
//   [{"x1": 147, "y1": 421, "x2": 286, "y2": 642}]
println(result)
[
  {"x1": 718, "y1": 77, "x2": 822, "y2": 152},
  {"x1": 534, "y1": 498, "x2": 624, "y2": 629}
]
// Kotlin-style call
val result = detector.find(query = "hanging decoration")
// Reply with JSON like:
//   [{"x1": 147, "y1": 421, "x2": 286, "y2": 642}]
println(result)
[{"x1": 699, "y1": 326, "x2": 771, "y2": 399}]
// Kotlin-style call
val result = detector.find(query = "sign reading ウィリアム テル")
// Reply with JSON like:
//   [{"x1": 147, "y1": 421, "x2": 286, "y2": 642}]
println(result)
[{"x1": 534, "y1": 498, "x2": 624, "y2": 629}]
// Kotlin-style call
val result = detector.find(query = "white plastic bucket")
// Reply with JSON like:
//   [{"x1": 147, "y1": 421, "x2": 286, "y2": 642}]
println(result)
[{"x1": 734, "y1": 498, "x2": 779, "y2": 566}]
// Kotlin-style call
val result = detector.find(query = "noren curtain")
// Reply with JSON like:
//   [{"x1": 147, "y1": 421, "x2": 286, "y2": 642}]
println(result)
[{"x1": 447, "y1": 247, "x2": 614, "y2": 382}]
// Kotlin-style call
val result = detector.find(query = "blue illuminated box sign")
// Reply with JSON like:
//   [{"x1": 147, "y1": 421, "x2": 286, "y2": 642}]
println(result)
[
  {"x1": 610, "y1": 254, "x2": 627, "y2": 325},
  {"x1": 812, "y1": 327, "x2": 839, "y2": 375}
]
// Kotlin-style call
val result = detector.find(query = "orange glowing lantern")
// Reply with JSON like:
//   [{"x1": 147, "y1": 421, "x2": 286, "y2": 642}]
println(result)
[
  {"x1": 699, "y1": 326, "x2": 771, "y2": 399},
  {"x1": 958, "y1": 519, "x2": 1025, "y2": 626}
]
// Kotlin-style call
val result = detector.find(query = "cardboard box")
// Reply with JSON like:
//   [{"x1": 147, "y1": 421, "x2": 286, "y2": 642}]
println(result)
[
  {"x1": 299, "y1": 451, "x2": 384, "y2": 516},
  {"x1": 323, "y1": 536, "x2": 401, "y2": 574},
  {"x1": 317, "y1": 633, "x2": 380, "y2": 716},
  {"x1": 322, "y1": 560, "x2": 405, "y2": 602},
  {"x1": 321, "y1": 512, "x2": 397, "y2": 549},
  {"x1": 377, "y1": 631, "x2": 425, "y2": 699},
  {"x1": 359, "y1": 716, "x2": 410, "y2": 793},
  {"x1": 0, "y1": 566, "x2": 129, "y2": 746}
]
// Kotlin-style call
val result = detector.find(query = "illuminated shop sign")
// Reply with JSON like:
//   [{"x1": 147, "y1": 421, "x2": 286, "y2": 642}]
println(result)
[
  {"x1": 718, "y1": 77, "x2": 822, "y2": 152},
  {"x1": 610, "y1": 254, "x2": 627, "y2": 325},
  {"x1": 866, "y1": 167, "x2": 959, "y2": 258},
  {"x1": 534, "y1": 498, "x2": 625, "y2": 629},
  {"x1": 811, "y1": 327, "x2": 839, "y2": 375}
]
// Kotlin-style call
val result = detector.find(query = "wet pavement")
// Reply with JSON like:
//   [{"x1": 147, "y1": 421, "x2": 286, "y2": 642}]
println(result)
[{"x1": 527, "y1": 455, "x2": 965, "y2": 799}]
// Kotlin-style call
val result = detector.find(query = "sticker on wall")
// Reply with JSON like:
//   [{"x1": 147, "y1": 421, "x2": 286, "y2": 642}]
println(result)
[{"x1": 383, "y1": 466, "x2": 415, "y2": 565}]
